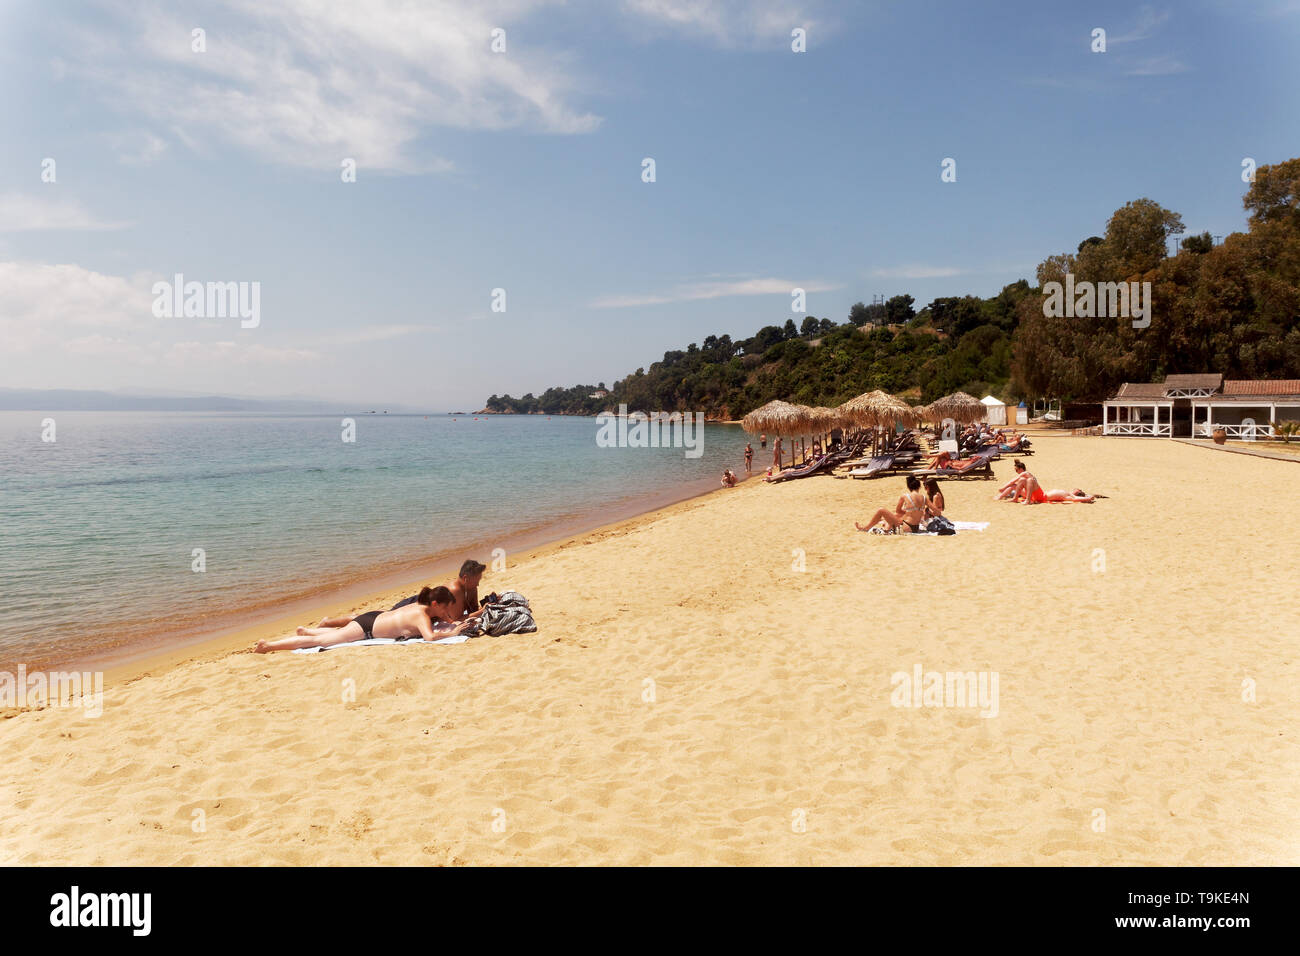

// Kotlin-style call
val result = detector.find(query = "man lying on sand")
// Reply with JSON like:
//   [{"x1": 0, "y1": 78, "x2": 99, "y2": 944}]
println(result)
[
  {"x1": 256, "y1": 586, "x2": 472, "y2": 653},
  {"x1": 445, "y1": 559, "x2": 487, "y2": 619},
  {"x1": 314, "y1": 559, "x2": 489, "y2": 628}
]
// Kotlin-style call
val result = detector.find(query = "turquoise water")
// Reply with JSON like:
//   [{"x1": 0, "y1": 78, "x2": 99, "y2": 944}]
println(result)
[{"x1": 0, "y1": 412, "x2": 751, "y2": 669}]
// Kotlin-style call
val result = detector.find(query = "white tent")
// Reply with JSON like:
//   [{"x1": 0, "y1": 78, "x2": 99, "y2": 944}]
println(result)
[{"x1": 981, "y1": 394, "x2": 1007, "y2": 425}]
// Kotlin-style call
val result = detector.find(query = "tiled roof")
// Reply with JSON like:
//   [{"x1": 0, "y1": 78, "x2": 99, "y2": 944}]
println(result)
[
  {"x1": 1112, "y1": 382, "x2": 1169, "y2": 400},
  {"x1": 1163, "y1": 373, "x2": 1222, "y2": 390},
  {"x1": 1222, "y1": 380, "x2": 1300, "y2": 396}
]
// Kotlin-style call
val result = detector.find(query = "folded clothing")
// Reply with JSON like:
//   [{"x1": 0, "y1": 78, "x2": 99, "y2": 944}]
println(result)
[{"x1": 460, "y1": 591, "x2": 537, "y2": 637}]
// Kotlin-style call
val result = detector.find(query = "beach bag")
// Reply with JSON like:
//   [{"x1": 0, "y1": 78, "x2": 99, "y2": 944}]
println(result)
[{"x1": 926, "y1": 515, "x2": 957, "y2": 535}]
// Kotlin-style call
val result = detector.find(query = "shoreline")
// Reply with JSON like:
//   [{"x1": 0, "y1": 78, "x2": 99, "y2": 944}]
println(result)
[{"x1": 94, "y1": 468, "x2": 759, "y2": 690}]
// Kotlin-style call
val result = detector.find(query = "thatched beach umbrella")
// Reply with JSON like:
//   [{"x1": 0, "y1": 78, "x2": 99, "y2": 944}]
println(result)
[
  {"x1": 787, "y1": 404, "x2": 816, "y2": 462},
  {"x1": 838, "y1": 390, "x2": 915, "y2": 428},
  {"x1": 800, "y1": 405, "x2": 842, "y2": 463},
  {"x1": 741, "y1": 399, "x2": 800, "y2": 435},
  {"x1": 837, "y1": 390, "x2": 915, "y2": 455},
  {"x1": 926, "y1": 391, "x2": 986, "y2": 425},
  {"x1": 789, "y1": 404, "x2": 818, "y2": 433},
  {"x1": 742, "y1": 399, "x2": 804, "y2": 468},
  {"x1": 807, "y1": 406, "x2": 841, "y2": 440}
]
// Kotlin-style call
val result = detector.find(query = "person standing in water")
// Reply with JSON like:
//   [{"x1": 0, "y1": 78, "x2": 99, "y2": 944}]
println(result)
[{"x1": 744, "y1": 443, "x2": 753, "y2": 472}]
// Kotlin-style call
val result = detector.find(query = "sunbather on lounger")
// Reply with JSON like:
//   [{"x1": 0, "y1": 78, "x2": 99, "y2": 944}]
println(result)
[
  {"x1": 257, "y1": 587, "x2": 469, "y2": 652},
  {"x1": 856, "y1": 476, "x2": 927, "y2": 534}
]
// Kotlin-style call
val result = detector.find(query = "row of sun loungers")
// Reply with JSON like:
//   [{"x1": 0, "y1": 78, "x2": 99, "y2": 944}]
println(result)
[
  {"x1": 767, "y1": 429, "x2": 1030, "y2": 484},
  {"x1": 846, "y1": 431, "x2": 923, "y2": 479},
  {"x1": 764, "y1": 433, "x2": 871, "y2": 482}
]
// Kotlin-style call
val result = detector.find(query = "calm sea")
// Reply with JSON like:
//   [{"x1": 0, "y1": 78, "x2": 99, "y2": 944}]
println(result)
[{"x1": 0, "y1": 411, "x2": 754, "y2": 670}]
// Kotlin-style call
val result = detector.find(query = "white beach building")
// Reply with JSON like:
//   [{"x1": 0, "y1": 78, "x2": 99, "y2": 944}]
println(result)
[
  {"x1": 1104, "y1": 374, "x2": 1300, "y2": 439},
  {"x1": 1102, "y1": 382, "x2": 1176, "y2": 436},
  {"x1": 1190, "y1": 380, "x2": 1300, "y2": 440}
]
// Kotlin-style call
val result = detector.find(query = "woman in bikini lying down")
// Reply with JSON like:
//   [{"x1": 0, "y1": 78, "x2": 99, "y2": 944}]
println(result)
[{"x1": 255, "y1": 586, "x2": 470, "y2": 653}]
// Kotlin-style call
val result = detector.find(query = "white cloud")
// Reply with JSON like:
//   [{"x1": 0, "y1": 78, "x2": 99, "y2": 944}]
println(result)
[
  {"x1": 320, "y1": 323, "x2": 444, "y2": 345},
  {"x1": 0, "y1": 261, "x2": 152, "y2": 328},
  {"x1": 111, "y1": 130, "x2": 169, "y2": 166},
  {"x1": 64, "y1": 334, "x2": 162, "y2": 364},
  {"x1": 66, "y1": 0, "x2": 602, "y2": 172},
  {"x1": 0, "y1": 261, "x2": 315, "y2": 367},
  {"x1": 1108, "y1": 6, "x2": 1172, "y2": 44},
  {"x1": 623, "y1": 0, "x2": 826, "y2": 46},
  {"x1": 1126, "y1": 55, "x2": 1188, "y2": 76},
  {"x1": 869, "y1": 265, "x2": 964, "y2": 280},
  {"x1": 0, "y1": 194, "x2": 132, "y2": 231},
  {"x1": 166, "y1": 341, "x2": 320, "y2": 364},
  {"x1": 591, "y1": 276, "x2": 839, "y2": 308}
]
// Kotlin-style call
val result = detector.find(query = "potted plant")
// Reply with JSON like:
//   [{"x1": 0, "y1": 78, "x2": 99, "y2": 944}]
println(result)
[{"x1": 1273, "y1": 421, "x2": 1300, "y2": 444}]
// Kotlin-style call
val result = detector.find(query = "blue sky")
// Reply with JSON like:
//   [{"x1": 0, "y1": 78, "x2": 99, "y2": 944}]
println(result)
[{"x1": 1, "y1": 0, "x2": 1298, "y2": 410}]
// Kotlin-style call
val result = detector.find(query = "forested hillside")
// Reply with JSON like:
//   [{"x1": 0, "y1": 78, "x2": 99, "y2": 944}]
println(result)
[{"x1": 483, "y1": 159, "x2": 1300, "y2": 417}]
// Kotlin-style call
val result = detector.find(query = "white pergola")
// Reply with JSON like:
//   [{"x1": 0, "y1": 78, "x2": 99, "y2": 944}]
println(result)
[{"x1": 1102, "y1": 399, "x2": 1173, "y2": 436}]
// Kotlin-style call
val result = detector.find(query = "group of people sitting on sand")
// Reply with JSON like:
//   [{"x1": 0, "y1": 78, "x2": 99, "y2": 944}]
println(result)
[
  {"x1": 993, "y1": 460, "x2": 1096, "y2": 504},
  {"x1": 855, "y1": 459, "x2": 1098, "y2": 533},
  {"x1": 255, "y1": 559, "x2": 493, "y2": 653},
  {"x1": 855, "y1": 475, "x2": 949, "y2": 534}
]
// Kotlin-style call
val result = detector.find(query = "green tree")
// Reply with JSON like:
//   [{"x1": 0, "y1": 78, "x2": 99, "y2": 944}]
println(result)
[
  {"x1": 885, "y1": 294, "x2": 915, "y2": 325},
  {"x1": 1103, "y1": 198, "x2": 1184, "y2": 276}
]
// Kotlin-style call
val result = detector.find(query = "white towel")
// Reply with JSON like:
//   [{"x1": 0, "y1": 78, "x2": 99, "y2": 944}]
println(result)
[
  {"x1": 292, "y1": 634, "x2": 470, "y2": 654},
  {"x1": 908, "y1": 520, "x2": 990, "y2": 536}
]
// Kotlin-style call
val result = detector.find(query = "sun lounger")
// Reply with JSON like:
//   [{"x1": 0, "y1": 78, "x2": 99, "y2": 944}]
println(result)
[
  {"x1": 765, "y1": 452, "x2": 840, "y2": 482},
  {"x1": 848, "y1": 454, "x2": 895, "y2": 479},
  {"x1": 912, "y1": 446, "x2": 1000, "y2": 479}
]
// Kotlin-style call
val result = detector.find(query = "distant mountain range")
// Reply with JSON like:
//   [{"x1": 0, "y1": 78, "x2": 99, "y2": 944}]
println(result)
[{"x1": 0, "y1": 388, "x2": 426, "y2": 414}]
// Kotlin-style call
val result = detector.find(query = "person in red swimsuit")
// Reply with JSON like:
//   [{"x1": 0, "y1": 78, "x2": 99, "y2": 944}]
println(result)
[{"x1": 994, "y1": 459, "x2": 1035, "y2": 501}]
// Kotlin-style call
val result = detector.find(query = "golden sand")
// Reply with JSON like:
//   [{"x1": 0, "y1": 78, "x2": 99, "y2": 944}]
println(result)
[{"x1": 2, "y1": 436, "x2": 1298, "y2": 865}]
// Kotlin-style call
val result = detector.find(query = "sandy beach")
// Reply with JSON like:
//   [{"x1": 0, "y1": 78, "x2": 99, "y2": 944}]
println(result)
[{"x1": 2, "y1": 434, "x2": 1298, "y2": 866}]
